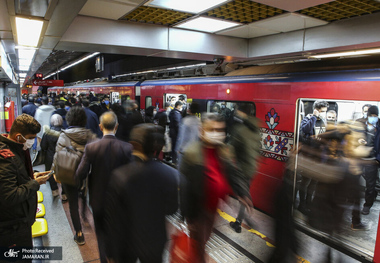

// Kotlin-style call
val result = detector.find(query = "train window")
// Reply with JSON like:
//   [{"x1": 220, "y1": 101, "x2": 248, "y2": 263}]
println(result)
[
  {"x1": 164, "y1": 93, "x2": 187, "y2": 108},
  {"x1": 145, "y1": 96, "x2": 152, "y2": 108},
  {"x1": 294, "y1": 98, "x2": 380, "y2": 258}
]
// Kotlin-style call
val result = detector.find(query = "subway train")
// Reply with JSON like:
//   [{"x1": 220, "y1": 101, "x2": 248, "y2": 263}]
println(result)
[{"x1": 49, "y1": 68, "x2": 380, "y2": 262}]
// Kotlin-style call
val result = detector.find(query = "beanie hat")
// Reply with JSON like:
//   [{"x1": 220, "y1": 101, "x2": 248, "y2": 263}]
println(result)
[{"x1": 368, "y1": 106, "x2": 379, "y2": 116}]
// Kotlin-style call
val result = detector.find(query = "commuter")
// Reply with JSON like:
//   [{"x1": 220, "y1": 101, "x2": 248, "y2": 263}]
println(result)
[
  {"x1": 298, "y1": 100, "x2": 329, "y2": 214},
  {"x1": 82, "y1": 100, "x2": 102, "y2": 138},
  {"x1": 76, "y1": 111, "x2": 133, "y2": 262},
  {"x1": 154, "y1": 102, "x2": 171, "y2": 160},
  {"x1": 53, "y1": 101, "x2": 68, "y2": 129},
  {"x1": 131, "y1": 101, "x2": 144, "y2": 126},
  {"x1": 105, "y1": 124, "x2": 178, "y2": 263},
  {"x1": 180, "y1": 113, "x2": 251, "y2": 262},
  {"x1": 176, "y1": 102, "x2": 201, "y2": 166},
  {"x1": 40, "y1": 114, "x2": 63, "y2": 197},
  {"x1": 144, "y1": 106, "x2": 156, "y2": 123},
  {"x1": 64, "y1": 101, "x2": 72, "y2": 112},
  {"x1": 111, "y1": 103, "x2": 133, "y2": 142},
  {"x1": 99, "y1": 95, "x2": 110, "y2": 116},
  {"x1": 21, "y1": 94, "x2": 28, "y2": 107},
  {"x1": 326, "y1": 110, "x2": 337, "y2": 124},
  {"x1": 89, "y1": 96, "x2": 103, "y2": 118},
  {"x1": 361, "y1": 105, "x2": 380, "y2": 215},
  {"x1": 0, "y1": 114, "x2": 51, "y2": 254},
  {"x1": 22, "y1": 96, "x2": 37, "y2": 117},
  {"x1": 356, "y1": 104, "x2": 372, "y2": 125},
  {"x1": 169, "y1": 101, "x2": 182, "y2": 164},
  {"x1": 34, "y1": 96, "x2": 55, "y2": 139},
  {"x1": 229, "y1": 103, "x2": 261, "y2": 233},
  {"x1": 178, "y1": 94, "x2": 187, "y2": 117},
  {"x1": 52, "y1": 106, "x2": 97, "y2": 245}
]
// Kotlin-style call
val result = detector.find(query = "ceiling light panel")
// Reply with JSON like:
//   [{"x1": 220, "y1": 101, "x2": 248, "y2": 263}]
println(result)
[
  {"x1": 310, "y1": 48, "x2": 380, "y2": 58},
  {"x1": 18, "y1": 49, "x2": 36, "y2": 60},
  {"x1": 148, "y1": 0, "x2": 230, "y2": 14},
  {"x1": 175, "y1": 17, "x2": 240, "y2": 33},
  {"x1": 15, "y1": 17, "x2": 44, "y2": 47}
]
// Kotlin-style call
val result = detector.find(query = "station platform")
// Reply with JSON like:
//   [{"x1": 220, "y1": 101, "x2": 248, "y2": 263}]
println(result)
[{"x1": 32, "y1": 164, "x2": 367, "y2": 262}]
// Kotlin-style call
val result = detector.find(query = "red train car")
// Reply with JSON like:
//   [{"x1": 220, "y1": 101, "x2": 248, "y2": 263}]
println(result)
[{"x1": 49, "y1": 69, "x2": 380, "y2": 262}]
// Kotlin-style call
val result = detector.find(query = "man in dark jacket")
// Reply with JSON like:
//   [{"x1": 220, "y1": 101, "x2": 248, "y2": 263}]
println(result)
[
  {"x1": 22, "y1": 96, "x2": 38, "y2": 117},
  {"x1": 229, "y1": 103, "x2": 261, "y2": 233},
  {"x1": 169, "y1": 101, "x2": 182, "y2": 164},
  {"x1": 104, "y1": 124, "x2": 178, "y2": 263},
  {"x1": 82, "y1": 100, "x2": 102, "y2": 138},
  {"x1": 53, "y1": 101, "x2": 68, "y2": 129},
  {"x1": 180, "y1": 113, "x2": 252, "y2": 262},
  {"x1": 362, "y1": 106, "x2": 380, "y2": 215},
  {"x1": 298, "y1": 100, "x2": 329, "y2": 214},
  {"x1": 0, "y1": 114, "x2": 52, "y2": 253},
  {"x1": 75, "y1": 111, "x2": 133, "y2": 262}
]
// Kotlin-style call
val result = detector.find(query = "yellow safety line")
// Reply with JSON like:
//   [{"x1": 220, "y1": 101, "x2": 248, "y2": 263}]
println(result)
[{"x1": 216, "y1": 209, "x2": 311, "y2": 263}]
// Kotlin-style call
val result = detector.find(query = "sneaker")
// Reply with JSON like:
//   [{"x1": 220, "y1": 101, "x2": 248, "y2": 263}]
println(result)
[
  {"x1": 362, "y1": 206, "x2": 370, "y2": 215},
  {"x1": 351, "y1": 222, "x2": 369, "y2": 231},
  {"x1": 74, "y1": 233, "x2": 85, "y2": 245},
  {"x1": 52, "y1": 190, "x2": 59, "y2": 197},
  {"x1": 230, "y1": 221, "x2": 242, "y2": 233},
  {"x1": 61, "y1": 194, "x2": 68, "y2": 202}
]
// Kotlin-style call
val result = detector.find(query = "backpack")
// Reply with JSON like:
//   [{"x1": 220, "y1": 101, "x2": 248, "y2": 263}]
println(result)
[{"x1": 54, "y1": 138, "x2": 84, "y2": 186}]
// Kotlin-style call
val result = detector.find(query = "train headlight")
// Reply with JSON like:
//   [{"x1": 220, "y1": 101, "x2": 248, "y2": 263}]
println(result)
[{"x1": 226, "y1": 88, "x2": 230, "y2": 94}]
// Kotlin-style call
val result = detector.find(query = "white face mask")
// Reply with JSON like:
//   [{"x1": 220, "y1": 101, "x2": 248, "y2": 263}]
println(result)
[
  {"x1": 19, "y1": 134, "x2": 34, "y2": 150},
  {"x1": 319, "y1": 112, "x2": 327, "y2": 120},
  {"x1": 204, "y1": 131, "x2": 226, "y2": 145}
]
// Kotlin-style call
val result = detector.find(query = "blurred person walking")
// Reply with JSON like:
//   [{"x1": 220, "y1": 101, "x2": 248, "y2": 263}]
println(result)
[
  {"x1": 52, "y1": 107, "x2": 97, "y2": 245},
  {"x1": 180, "y1": 113, "x2": 252, "y2": 263},
  {"x1": 229, "y1": 103, "x2": 261, "y2": 233},
  {"x1": 0, "y1": 114, "x2": 51, "y2": 258},
  {"x1": 76, "y1": 111, "x2": 133, "y2": 262},
  {"x1": 175, "y1": 102, "x2": 201, "y2": 166},
  {"x1": 104, "y1": 124, "x2": 178, "y2": 263},
  {"x1": 40, "y1": 114, "x2": 63, "y2": 197}
]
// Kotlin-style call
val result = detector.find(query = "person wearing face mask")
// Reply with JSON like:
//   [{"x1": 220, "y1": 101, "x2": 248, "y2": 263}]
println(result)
[
  {"x1": 356, "y1": 104, "x2": 372, "y2": 126},
  {"x1": 298, "y1": 100, "x2": 329, "y2": 215},
  {"x1": 100, "y1": 95, "x2": 110, "y2": 115},
  {"x1": 168, "y1": 101, "x2": 183, "y2": 164},
  {"x1": 361, "y1": 105, "x2": 380, "y2": 215},
  {"x1": 326, "y1": 110, "x2": 337, "y2": 129},
  {"x1": 76, "y1": 111, "x2": 133, "y2": 261},
  {"x1": 0, "y1": 114, "x2": 52, "y2": 254},
  {"x1": 179, "y1": 113, "x2": 252, "y2": 263}
]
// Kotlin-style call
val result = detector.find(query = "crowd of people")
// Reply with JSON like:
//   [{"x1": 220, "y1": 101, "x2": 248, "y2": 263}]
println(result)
[
  {"x1": 1, "y1": 92, "x2": 380, "y2": 263},
  {"x1": 1, "y1": 92, "x2": 261, "y2": 263}
]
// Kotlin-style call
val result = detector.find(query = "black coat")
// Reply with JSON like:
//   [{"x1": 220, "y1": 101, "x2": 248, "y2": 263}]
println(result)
[
  {"x1": 53, "y1": 108, "x2": 68, "y2": 129},
  {"x1": 75, "y1": 135, "x2": 133, "y2": 214},
  {"x1": 105, "y1": 158, "x2": 178, "y2": 262},
  {"x1": 84, "y1": 107, "x2": 102, "y2": 138},
  {"x1": 169, "y1": 109, "x2": 182, "y2": 138},
  {"x1": 0, "y1": 135, "x2": 40, "y2": 228},
  {"x1": 40, "y1": 126, "x2": 62, "y2": 170}
]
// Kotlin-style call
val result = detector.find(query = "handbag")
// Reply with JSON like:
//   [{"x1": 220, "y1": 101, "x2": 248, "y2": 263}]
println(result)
[{"x1": 169, "y1": 223, "x2": 198, "y2": 263}]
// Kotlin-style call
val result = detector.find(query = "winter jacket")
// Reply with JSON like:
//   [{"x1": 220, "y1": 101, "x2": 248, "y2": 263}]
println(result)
[
  {"x1": 52, "y1": 127, "x2": 97, "y2": 172},
  {"x1": 169, "y1": 109, "x2": 182, "y2": 138},
  {"x1": 301, "y1": 114, "x2": 326, "y2": 139},
  {"x1": 153, "y1": 110, "x2": 168, "y2": 131},
  {"x1": 40, "y1": 125, "x2": 62, "y2": 170},
  {"x1": 175, "y1": 115, "x2": 200, "y2": 153},
  {"x1": 53, "y1": 108, "x2": 68, "y2": 129},
  {"x1": 179, "y1": 141, "x2": 250, "y2": 219},
  {"x1": 0, "y1": 134, "x2": 40, "y2": 229},
  {"x1": 22, "y1": 102, "x2": 38, "y2": 117},
  {"x1": 34, "y1": 105, "x2": 56, "y2": 139},
  {"x1": 84, "y1": 107, "x2": 102, "y2": 138},
  {"x1": 229, "y1": 115, "x2": 261, "y2": 180}
]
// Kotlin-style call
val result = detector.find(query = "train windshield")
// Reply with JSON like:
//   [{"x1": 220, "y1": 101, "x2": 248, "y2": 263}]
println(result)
[{"x1": 294, "y1": 98, "x2": 380, "y2": 258}]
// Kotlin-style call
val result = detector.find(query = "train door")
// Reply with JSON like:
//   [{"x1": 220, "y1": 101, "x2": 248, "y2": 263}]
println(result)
[{"x1": 294, "y1": 98, "x2": 380, "y2": 261}]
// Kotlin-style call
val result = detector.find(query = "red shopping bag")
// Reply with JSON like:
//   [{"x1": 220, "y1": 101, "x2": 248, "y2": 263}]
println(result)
[{"x1": 170, "y1": 230, "x2": 198, "y2": 263}]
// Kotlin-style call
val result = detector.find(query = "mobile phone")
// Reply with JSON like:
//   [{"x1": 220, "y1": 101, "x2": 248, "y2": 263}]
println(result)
[{"x1": 46, "y1": 170, "x2": 54, "y2": 178}]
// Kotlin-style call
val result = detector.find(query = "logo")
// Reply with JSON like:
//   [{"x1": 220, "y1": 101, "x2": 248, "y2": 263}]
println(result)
[{"x1": 4, "y1": 249, "x2": 20, "y2": 258}]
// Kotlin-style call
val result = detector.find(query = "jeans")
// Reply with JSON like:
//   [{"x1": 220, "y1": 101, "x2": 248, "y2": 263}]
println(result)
[{"x1": 62, "y1": 183, "x2": 82, "y2": 233}]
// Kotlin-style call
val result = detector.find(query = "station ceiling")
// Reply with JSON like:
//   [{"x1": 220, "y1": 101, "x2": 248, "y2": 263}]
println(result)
[{"x1": 1, "y1": 0, "x2": 380, "y2": 85}]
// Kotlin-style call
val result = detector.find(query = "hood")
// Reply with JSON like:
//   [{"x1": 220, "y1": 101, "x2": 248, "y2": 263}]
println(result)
[
  {"x1": 63, "y1": 128, "x2": 93, "y2": 145},
  {"x1": 38, "y1": 105, "x2": 55, "y2": 112},
  {"x1": 43, "y1": 125, "x2": 61, "y2": 137}
]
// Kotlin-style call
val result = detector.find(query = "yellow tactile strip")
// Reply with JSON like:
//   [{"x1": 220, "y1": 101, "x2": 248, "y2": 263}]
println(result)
[
  {"x1": 298, "y1": 0, "x2": 380, "y2": 22},
  {"x1": 121, "y1": 6, "x2": 193, "y2": 26},
  {"x1": 206, "y1": 0, "x2": 284, "y2": 23}
]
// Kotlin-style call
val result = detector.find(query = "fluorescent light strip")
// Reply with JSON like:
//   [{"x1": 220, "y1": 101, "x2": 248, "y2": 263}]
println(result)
[
  {"x1": 16, "y1": 17, "x2": 44, "y2": 47},
  {"x1": 148, "y1": 0, "x2": 229, "y2": 14},
  {"x1": 175, "y1": 17, "x2": 240, "y2": 33},
  {"x1": 113, "y1": 63, "x2": 207, "y2": 78},
  {"x1": 44, "y1": 52, "x2": 100, "y2": 79},
  {"x1": 310, "y1": 48, "x2": 380, "y2": 58}
]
